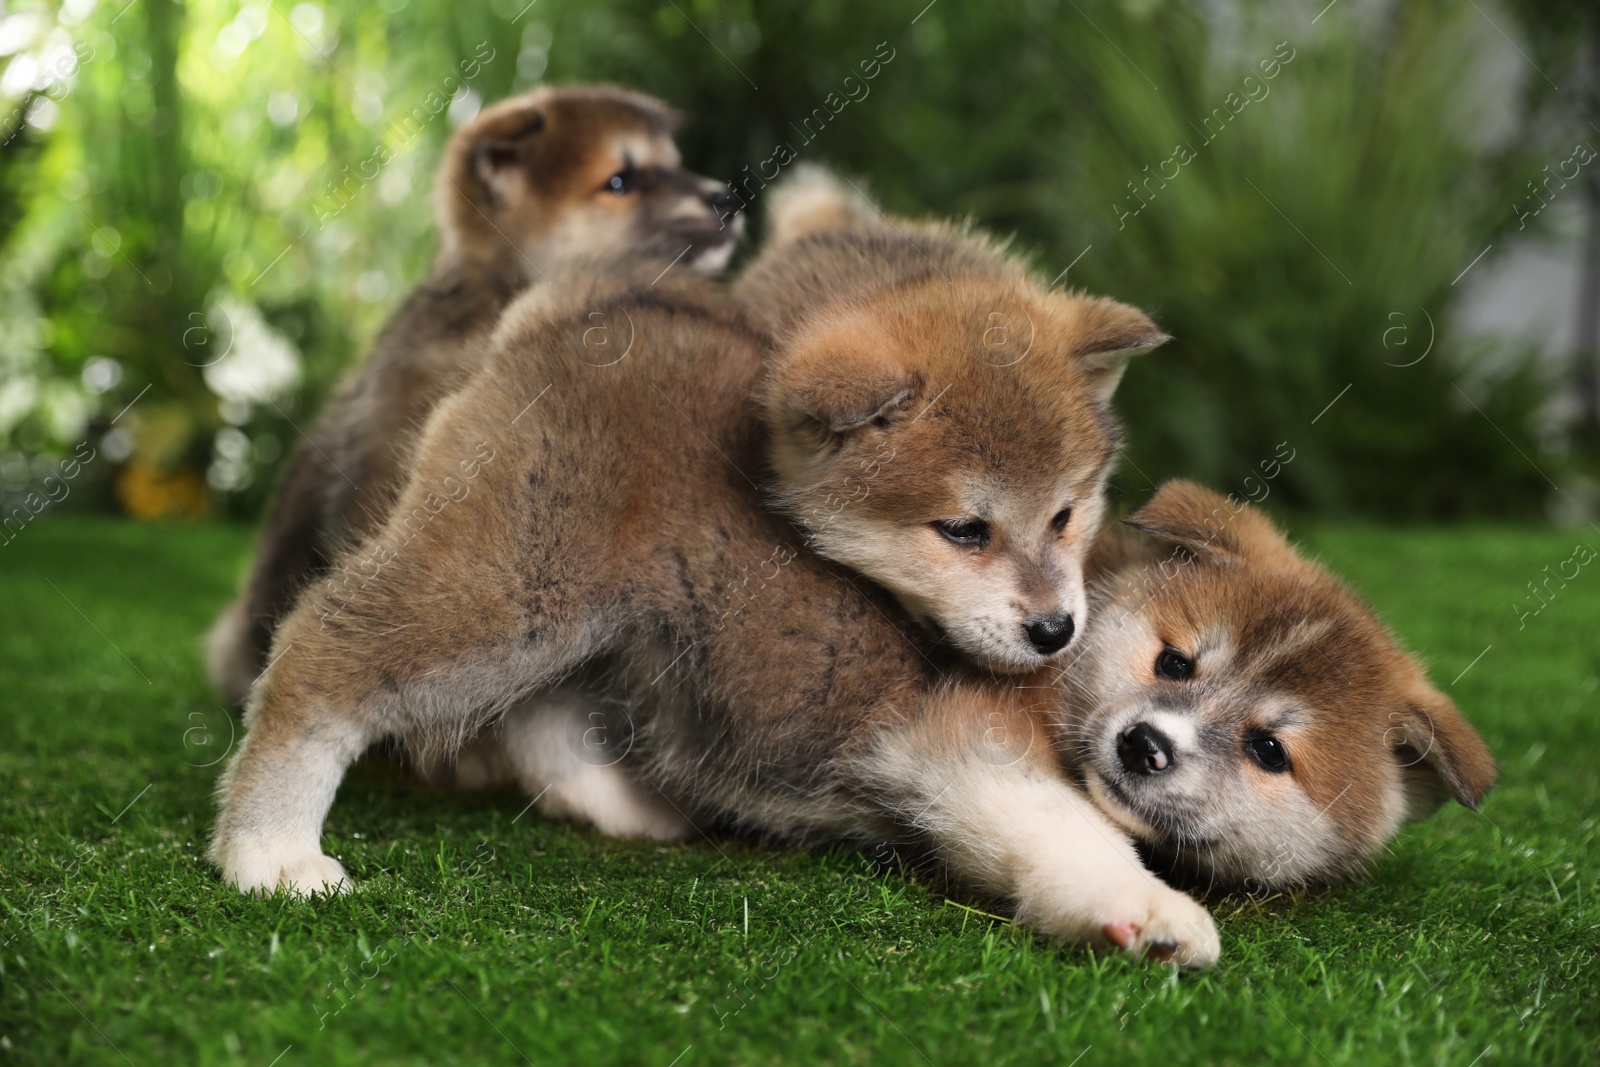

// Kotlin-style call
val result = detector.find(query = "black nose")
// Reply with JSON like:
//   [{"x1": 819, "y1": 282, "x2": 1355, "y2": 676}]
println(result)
[
  {"x1": 706, "y1": 186, "x2": 740, "y2": 216},
  {"x1": 1117, "y1": 723, "x2": 1175, "y2": 776},
  {"x1": 1023, "y1": 612, "x2": 1075, "y2": 655}
]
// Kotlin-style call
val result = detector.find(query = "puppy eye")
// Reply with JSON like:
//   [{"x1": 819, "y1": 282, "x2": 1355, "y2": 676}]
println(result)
[
  {"x1": 1154, "y1": 646, "x2": 1194, "y2": 681},
  {"x1": 604, "y1": 167, "x2": 637, "y2": 194},
  {"x1": 1245, "y1": 734, "x2": 1291, "y2": 772},
  {"x1": 1051, "y1": 507, "x2": 1072, "y2": 533},
  {"x1": 933, "y1": 518, "x2": 990, "y2": 550}
]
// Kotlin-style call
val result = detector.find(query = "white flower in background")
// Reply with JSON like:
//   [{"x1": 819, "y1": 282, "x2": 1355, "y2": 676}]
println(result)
[
  {"x1": 0, "y1": 310, "x2": 47, "y2": 438},
  {"x1": 355, "y1": 270, "x2": 388, "y2": 303},
  {"x1": 202, "y1": 295, "x2": 302, "y2": 406},
  {"x1": 81, "y1": 355, "x2": 121, "y2": 394},
  {"x1": 267, "y1": 90, "x2": 299, "y2": 127},
  {"x1": 447, "y1": 88, "x2": 481, "y2": 127},
  {"x1": 207, "y1": 424, "x2": 254, "y2": 491},
  {"x1": 40, "y1": 378, "x2": 91, "y2": 441},
  {"x1": 377, "y1": 160, "x2": 413, "y2": 205},
  {"x1": 0, "y1": 373, "x2": 38, "y2": 438},
  {"x1": 0, "y1": 12, "x2": 47, "y2": 58}
]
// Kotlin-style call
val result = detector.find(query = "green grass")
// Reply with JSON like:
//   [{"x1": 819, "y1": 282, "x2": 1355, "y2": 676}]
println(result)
[{"x1": 1, "y1": 517, "x2": 1596, "y2": 1066}]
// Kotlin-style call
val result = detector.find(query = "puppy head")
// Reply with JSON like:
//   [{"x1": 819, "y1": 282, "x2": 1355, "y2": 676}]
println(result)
[
  {"x1": 764, "y1": 277, "x2": 1166, "y2": 673},
  {"x1": 1071, "y1": 480, "x2": 1497, "y2": 889},
  {"x1": 436, "y1": 84, "x2": 741, "y2": 278}
]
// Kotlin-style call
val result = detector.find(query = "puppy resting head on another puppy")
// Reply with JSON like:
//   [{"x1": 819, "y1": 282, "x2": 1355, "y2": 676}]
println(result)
[
  {"x1": 1069, "y1": 480, "x2": 1497, "y2": 889},
  {"x1": 743, "y1": 168, "x2": 1170, "y2": 674}
]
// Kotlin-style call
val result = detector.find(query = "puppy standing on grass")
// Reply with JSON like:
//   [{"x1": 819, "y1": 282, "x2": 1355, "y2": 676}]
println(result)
[
  {"x1": 213, "y1": 172, "x2": 1238, "y2": 964},
  {"x1": 206, "y1": 84, "x2": 741, "y2": 704}
]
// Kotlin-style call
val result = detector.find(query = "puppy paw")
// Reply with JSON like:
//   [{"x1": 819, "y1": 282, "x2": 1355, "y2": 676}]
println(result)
[
  {"x1": 219, "y1": 839, "x2": 351, "y2": 897},
  {"x1": 1095, "y1": 883, "x2": 1219, "y2": 969},
  {"x1": 1023, "y1": 876, "x2": 1219, "y2": 969}
]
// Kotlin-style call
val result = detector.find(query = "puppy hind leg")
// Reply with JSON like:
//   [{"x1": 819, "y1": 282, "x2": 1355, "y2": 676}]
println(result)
[
  {"x1": 210, "y1": 701, "x2": 369, "y2": 896},
  {"x1": 497, "y1": 690, "x2": 691, "y2": 842},
  {"x1": 212, "y1": 559, "x2": 606, "y2": 893}
]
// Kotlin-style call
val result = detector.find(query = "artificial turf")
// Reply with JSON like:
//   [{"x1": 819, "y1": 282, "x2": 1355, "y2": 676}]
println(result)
[{"x1": 0, "y1": 516, "x2": 1596, "y2": 1065}]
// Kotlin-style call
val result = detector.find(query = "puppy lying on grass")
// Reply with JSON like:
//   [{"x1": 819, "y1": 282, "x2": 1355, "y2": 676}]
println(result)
[
  {"x1": 1066, "y1": 480, "x2": 1496, "y2": 891},
  {"x1": 213, "y1": 171, "x2": 1221, "y2": 961},
  {"x1": 461, "y1": 481, "x2": 1497, "y2": 917},
  {"x1": 211, "y1": 172, "x2": 1493, "y2": 968}
]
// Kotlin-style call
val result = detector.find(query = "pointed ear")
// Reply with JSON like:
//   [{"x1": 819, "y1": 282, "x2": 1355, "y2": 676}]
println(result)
[
  {"x1": 471, "y1": 110, "x2": 546, "y2": 206},
  {"x1": 1388, "y1": 686, "x2": 1497, "y2": 820},
  {"x1": 1069, "y1": 296, "x2": 1169, "y2": 404},
  {"x1": 1123, "y1": 479, "x2": 1290, "y2": 564}
]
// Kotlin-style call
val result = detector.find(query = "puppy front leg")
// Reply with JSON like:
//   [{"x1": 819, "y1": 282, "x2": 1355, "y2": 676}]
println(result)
[{"x1": 868, "y1": 688, "x2": 1220, "y2": 968}]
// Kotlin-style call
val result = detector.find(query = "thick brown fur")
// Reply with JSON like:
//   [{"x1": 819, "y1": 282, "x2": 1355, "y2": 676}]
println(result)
[
  {"x1": 206, "y1": 85, "x2": 740, "y2": 704},
  {"x1": 736, "y1": 166, "x2": 1167, "y2": 673},
  {"x1": 1065, "y1": 480, "x2": 1497, "y2": 888},
  {"x1": 210, "y1": 178, "x2": 1222, "y2": 966}
]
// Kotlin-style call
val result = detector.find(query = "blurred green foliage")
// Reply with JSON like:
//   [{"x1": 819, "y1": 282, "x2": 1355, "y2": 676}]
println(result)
[{"x1": 0, "y1": 0, "x2": 1590, "y2": 521}]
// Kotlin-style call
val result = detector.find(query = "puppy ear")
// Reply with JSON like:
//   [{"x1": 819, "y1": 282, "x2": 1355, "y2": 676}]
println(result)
[
  {"x1": 1069, "y1": 296, "x2": 1169, "y2": 404},
  {"x1": 764, "y1": 164, "x2": 878, "y2": 250},
  {"x1": 1123, "y1": 479, "x2": 1290, "y2": 564},
  {"x1": 1389, "y1": 686, "x2": 1497, "y2": 820},
  {"x1": 771, "y1": 364, "x2": 915, "y2": 457},
  {"x1": 766, "y1": 314, "x2": 918, "y2": 471},
  {"x1": 471, "y1": 110, "x2": 546, "y2": 206}
]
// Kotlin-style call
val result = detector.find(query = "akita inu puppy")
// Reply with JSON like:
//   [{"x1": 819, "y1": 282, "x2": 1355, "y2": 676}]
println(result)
[
  {"x1": 213, "y1": 176, "x2": 1224, "y2": 963},
  {"x1": 464, "y1": 484, "x2": 1495, "y2": 907},
  {"x1": 206, "y1": 84, "x2": 741, "y2": 705},
  {"x1": 1065, "y1": 480, "x2": 1497, "y2": 892}
]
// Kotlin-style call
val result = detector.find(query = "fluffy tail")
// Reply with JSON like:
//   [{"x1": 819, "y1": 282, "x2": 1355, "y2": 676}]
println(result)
[
  {"x1": 204, "y1": 597, "x2": 257, "y2": 707},
  {"x1": 764, "y1": 164, "x2": 878, "y2": 249}
]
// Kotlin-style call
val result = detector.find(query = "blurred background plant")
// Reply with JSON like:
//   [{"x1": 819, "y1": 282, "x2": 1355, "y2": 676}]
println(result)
[{"x1": 0, "y1": 0, "x2": 1594, "y2": 523}]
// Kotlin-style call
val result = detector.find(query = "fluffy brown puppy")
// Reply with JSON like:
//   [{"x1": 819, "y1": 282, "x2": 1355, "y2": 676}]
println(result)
[
  {"x1": 206, "y1": 84, "x2": 740, "y2": 704},
  {"x1": 1065, "y1": 480, "x2": 1497, "y2": 889},
  {"x1": 211, "y1": 176, "x2": 1221, "y2": 964},
  {"x1": 462, "y1": 484, "x2": 1496, "y2": 901}
]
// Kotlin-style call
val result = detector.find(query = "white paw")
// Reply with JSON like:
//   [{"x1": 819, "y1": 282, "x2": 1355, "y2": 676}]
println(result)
[
  {"x1": 1025, "y1": 877, "x2": 1220, "y2": 969},
  {"x1": 1094, "y1": 882, "x2": 1219, "y2": 969},
  {"x1": 219, "y1": 839, "x2": 352, "y2": 897}
]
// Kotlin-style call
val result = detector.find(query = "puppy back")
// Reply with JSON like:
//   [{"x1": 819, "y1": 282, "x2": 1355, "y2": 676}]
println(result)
[{"x1": 734, "y1": 166, "x2": 1028, "y2": 340}]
